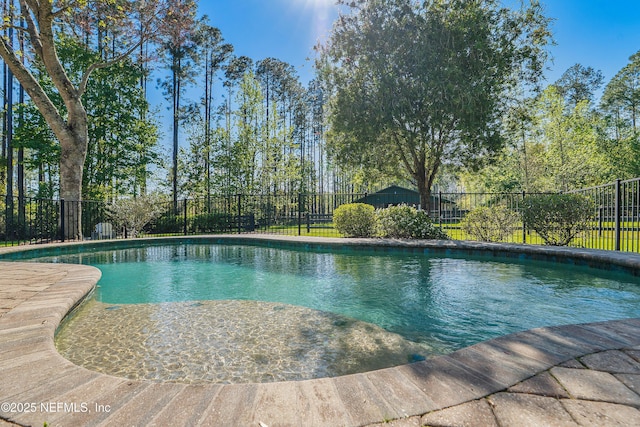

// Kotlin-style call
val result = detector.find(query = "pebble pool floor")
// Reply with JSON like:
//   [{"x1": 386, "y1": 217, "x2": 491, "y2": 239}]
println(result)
[{"x1": 55, "y1": 299, "x2": 432, "y2": 384}]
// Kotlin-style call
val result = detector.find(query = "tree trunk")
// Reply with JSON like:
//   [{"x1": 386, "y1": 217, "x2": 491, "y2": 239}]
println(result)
[
  {"x1": 417, "y1": 175, "x2": 432, "y2": 214},
  {"x1": 415, "y1": 155, "x2": 439, "y2": 216},
  {"x1": 18, "y1": 84, "x2": 25, "y2": 238},
  {"x1": 5, "y1": 5, "x2": 14, "y2": 238},
  {"x1": 0, "y1": 2, "x2": 89, "y2": 241},
  {"x1": 6, "y1": 64, "x2": 13, "y2": 233},
  {"x1": 59, "y1": 102, "x2": 89, "y2": 240},
  {"x1": 172, "y1": 57, "x2": 179, "y2": 212},
  {"x1": 17, "y1": 16, "x2": 25, "y2": 237}
]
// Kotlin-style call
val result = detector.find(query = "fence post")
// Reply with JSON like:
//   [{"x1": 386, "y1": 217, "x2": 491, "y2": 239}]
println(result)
[
  {"x1": 183, "y1": 199, "x2": 188, "y2": 236},
  {"x1": 597, "y1": 206, "x2": 603, "y2": 236},
  {"x1": 237, "y1": 194, "x2": 242, "y2": 234},
  {"x1": 3, "y1": 195, "x2": 8, "y2": 243},
  {"x1": 60, "y1": 199, "x2": 65, "y2": 243},
  {"x1": 522, "y1": 191, "x2": 526, "y2": 244},
  {"x1": 438, "y1": 191, "x2": 442, "y2": 228},
  {"x1": 298, "y1": 193, "x2": 302, "y2": 236},
  {"x1": 615, "y1": 178, "x2": 622, "y2": 251}
]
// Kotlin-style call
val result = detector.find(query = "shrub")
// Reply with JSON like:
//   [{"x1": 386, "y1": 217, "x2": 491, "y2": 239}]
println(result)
[
  {"x1": 146, "y1": 215, "x2": 182, "y2": 235},
  {"x1": 521, "y1": 193, "x2": 594, "y2": 246},
  {"x1": 461, "y1": 205, "x2": 519, "y2": 243},
  {"x1": 376, "y1": 205, "x2": 449, "y2": 240},
  {"x1": 108, "y1": 194, "x2": 167, "y2": 238},
  {"x1": 191, "y1": 213, "x2": 234, "y2": 233},
  {"x1": 333, "y1": 203, "x2": 376, "y2": 237}
]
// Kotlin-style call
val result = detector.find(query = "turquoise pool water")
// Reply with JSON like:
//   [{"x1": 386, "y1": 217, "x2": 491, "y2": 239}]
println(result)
[{"x1": 35, "y1": 243, "x2": 640, "y2": 351}]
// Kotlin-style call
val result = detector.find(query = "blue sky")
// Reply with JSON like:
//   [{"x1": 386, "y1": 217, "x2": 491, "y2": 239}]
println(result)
[
  {"x1": 541, "y1": 0, "x2": 640, "y2": 84},
  {"x1": 197, "y1": 0, "x2": 640, "y2": 88},
  {"x1": 198, "y1": 0, "x2": 338, "y2": 84}
]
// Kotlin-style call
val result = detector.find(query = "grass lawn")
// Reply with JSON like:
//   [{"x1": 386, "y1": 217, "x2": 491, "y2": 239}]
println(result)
[
  {"x1": 265, "y1": 220, "x2": 639, "y2": 252},
  {"x1": 439, "y1": 220, "x2": 639, "y2": 251},
  {"x1": 265, "y1": 223, "x2": 343, "y2": 238}
]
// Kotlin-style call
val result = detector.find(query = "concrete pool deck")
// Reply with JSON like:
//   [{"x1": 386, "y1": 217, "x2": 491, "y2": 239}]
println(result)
[{"x1": 1, "y1": 236, "x2": 640, "y2": 426}]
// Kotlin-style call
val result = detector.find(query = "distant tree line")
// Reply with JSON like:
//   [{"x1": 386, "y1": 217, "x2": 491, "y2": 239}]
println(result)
[{"x1": 460, "y1": 58, "x2": 640, "y2": 194}]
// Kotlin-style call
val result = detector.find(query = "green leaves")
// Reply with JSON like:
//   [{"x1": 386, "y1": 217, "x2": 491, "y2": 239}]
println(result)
[
  {"x1": 521, "y1": 193, "x2": 594, "y2": 246},
  {"x1": 461, "y1": 205, "x2": 519, "y2": 243},
  {"x1": 333, "y1": 203, "x2": 377, "y2": 237},
  {"x1": 321, "y1": 0, "x2": 552, "y2": 208},
  {"x1": 376, "y1": 205, "x2": 448, "y2": 240}
]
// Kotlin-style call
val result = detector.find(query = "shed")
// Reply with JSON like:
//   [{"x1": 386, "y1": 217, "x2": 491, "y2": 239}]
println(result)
[
  {"x1": 354, "y1": 186, "x2": 418, "y2": 208},
  {"x1": 355, "y1": 185, "x2": 456, "y2": 212}
]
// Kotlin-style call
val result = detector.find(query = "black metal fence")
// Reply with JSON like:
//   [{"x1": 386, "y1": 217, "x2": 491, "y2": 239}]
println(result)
[
  {"x1": 2, "y1": 177, "x2": 640, "y2": 252},
  {"x1": 566, "y1": 178, "x2": 640, "y2": 252}
]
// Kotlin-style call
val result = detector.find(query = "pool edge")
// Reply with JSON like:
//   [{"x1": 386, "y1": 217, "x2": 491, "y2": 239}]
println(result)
[{"x1": 2, "y1": 234, "x2": 640, "y2": 275}]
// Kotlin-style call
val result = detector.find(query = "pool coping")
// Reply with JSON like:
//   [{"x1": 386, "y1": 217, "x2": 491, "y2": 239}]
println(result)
[{"x1": 1, "y1": 235, "x2": 640, "y2": 426}]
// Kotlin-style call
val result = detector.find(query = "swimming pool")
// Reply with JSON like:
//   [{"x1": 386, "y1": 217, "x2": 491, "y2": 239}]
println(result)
[{"x1": 6, "y1": 237, "x2": 640, "y2": 384}]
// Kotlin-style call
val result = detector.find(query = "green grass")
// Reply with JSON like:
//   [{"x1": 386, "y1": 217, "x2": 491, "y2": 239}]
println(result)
[
  {"x1": 265, "y1": 223, "x2": 343, "y2": 238},
  {"x1": 440, "y1": 221, "x2": 639, "y2": 251},
  {"x1": 265, "y1": 220, "x2": 640, "y2": 252}
]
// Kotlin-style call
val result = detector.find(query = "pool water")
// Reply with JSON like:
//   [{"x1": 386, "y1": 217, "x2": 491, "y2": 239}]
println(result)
[{"x1": 39, "y1": 243, "x2": 640, "y2": 383}]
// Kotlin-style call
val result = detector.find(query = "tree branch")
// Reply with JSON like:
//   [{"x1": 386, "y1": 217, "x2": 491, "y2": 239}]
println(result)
[
  {"x1": 78, "y1": 39, "x2": 143, "y2": 96},
  {"x1": 18, "y1": 0, "x2": 45, "y2": 60},
  {"x1": 77, "y1": 14, "x2": 159, "y2": 96},
  {"x1": 51, "y1": 0, "x2": 84, "y2": 17},
  {"x1": 22, "y1": 0, "x2": 82, "y2": 103},
  {"x1": 0, "y1": 36, "x2": 67, "y2": 138},
  {"x1": 391, "y1": 131, "x2": 416, "y2": 177}
]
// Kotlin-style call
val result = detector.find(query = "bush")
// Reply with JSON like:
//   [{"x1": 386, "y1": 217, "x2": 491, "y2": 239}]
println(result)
[
  {"x1": 521, "y1": 193, "x2": 594, "y2": 246},
  {"x1": 461, "y1": 205, "x2": 519, "y2": 243},
  {"x1": 190, "y1": 213, "x2": 234, "y2": 233},
  {"x1": 146, "y1": 215, "x2": 183, "y2": 235},
  {"x1": 376, "y1": 205, "x2": 449, "y2": 240},
  {"x1": 333, "y1": 203, "x2": 376, "y2": 237},
  {"x1": 108, "y1": 194, "x2": 167, "y2": 238}
]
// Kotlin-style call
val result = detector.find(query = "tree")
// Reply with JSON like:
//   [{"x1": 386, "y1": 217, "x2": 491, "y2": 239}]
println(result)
[
  {"x1": 256, "y1": 58, "x2": 301, "y2": 195},
  {"x1": 13, "y1": 36, "x2": 158, "y2": 202},
  {"x1": 501, "y1": 96, "x2": 545, "y2": 192},
  {"x1": 554, "y1": 64, "x2": 604, "y2": 108},
  {"x1": 13, "y1": 102, "x2": 59, "y2": 198},
  {"x1": 195, "y1": 20, "x2": 232, "y2": 203},
  {"x1": 601, "y1": 51, "x2": 640, "y2": 177},
  {"x1": 220, "y1": 55, "x2": 254, "y2": 193},
  {"x1": 0, "y1": 0, "x2": 163, "y2": 238},
  {"x1": 233, "y1": 70, "x2": 263, "y2": 194},
  {"x1": 536, "y1": 86, "x2": 609, "y2": 191},
  {"x1": 157, "y1": 0, "x2": 199, "y2": 211},
  {"x1": 319, "y1": 0, "x2": 551, "y2": 211},
  {"x1": 3, "y1": 0, "x2": 16, "y2": 236},
  {"x1": 468, "y1": 85, "x2": 610, "y2": 194}
]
